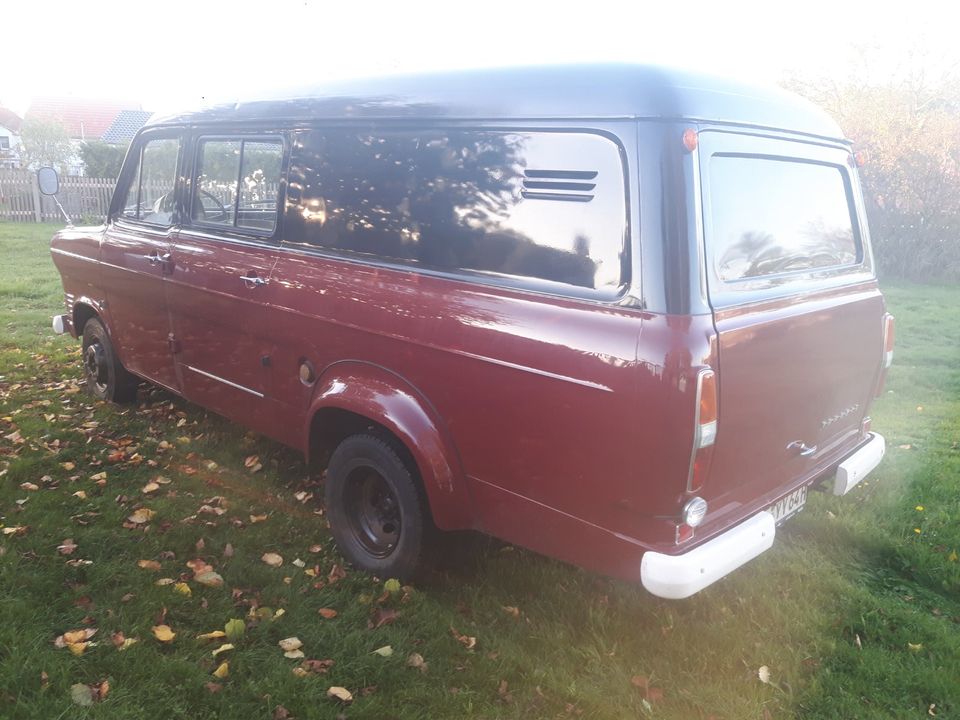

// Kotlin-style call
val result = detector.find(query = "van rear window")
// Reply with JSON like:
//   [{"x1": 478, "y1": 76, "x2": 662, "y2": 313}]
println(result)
[
  {"x1": 708, "y1": 157, "x2": 858, "y2": 282},
  {"x1": 283, "y1": 129, "x2": 628, "y2": 300}
]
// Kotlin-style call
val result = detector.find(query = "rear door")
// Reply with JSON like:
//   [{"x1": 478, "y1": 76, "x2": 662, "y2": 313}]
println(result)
[
  {"x1": 166, "y1": 133, "x2": 286, "y2": 437},
  {"x1": 698, "y1": 131, "x2": 885, "y2": 508}
]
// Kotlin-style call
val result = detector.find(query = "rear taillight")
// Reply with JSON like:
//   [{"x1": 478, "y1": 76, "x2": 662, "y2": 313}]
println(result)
[
  {"x1": 875, "y1": 314, "x2": 895, "y2": 396},
  {"x1": 687, "y1": 368, "x2": 717, "y2": 493}
]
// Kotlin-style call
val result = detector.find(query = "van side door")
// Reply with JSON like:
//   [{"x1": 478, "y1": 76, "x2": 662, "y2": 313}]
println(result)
[
  {"x1": 100, "y1": 131, "x2": 183, "y2": 392},
  {"x1": 166, "y1": 133, "x2": 287, "y2": 436}
]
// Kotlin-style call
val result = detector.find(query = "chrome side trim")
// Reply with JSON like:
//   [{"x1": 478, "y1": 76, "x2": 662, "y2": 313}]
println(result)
[{"x1": 185, "y1": 365, "x2": 264, "y2": 398}]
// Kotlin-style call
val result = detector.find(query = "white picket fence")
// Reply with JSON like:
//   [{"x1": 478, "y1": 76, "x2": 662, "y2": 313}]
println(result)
[{"x1": 0, "y1": 170, "x2": 116, "y2": 222}]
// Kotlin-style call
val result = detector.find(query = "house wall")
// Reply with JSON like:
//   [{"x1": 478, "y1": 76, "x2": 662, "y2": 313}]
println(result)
[{"x1": 0, "y1": 124, "x2": 21, "y2": 169}]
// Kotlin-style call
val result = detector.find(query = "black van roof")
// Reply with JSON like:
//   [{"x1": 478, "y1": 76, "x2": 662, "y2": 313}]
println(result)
[{"x1": 147, "y1": 64, "x2": 845, "y2": 141}]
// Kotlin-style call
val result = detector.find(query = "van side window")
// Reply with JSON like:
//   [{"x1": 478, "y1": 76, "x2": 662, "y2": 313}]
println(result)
[
  {"x1": 708, "y1": 157, "x2": 858, "y2": 281},
  {"x1": 192, "y1": 137, "x2": 282, "y2": 234},
  {"x1": 121, "y1": 138, "x2": 180, "y2": 226},
  {"x1": 284, "y1": 129, "x2": 628, "y2": 299}
]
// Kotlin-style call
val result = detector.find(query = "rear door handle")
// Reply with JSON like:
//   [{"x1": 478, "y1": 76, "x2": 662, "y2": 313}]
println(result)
[
  {"x1": 145, "y1": 251, "x2": 171, "y2": 265},
  {"x1": 787, "y1": 441, "x2": 818, "y2": 457},
  {"x1": 240, "y1": 273, "x2": 268, "y2": 288}
]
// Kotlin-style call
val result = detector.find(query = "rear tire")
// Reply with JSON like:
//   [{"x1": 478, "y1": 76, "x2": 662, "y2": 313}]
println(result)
[
  {"x1": 325, "y1": 433, "x2": 429, "y2": 580},
  {"x1": 80, "y1": 317, "x2": 138, "y2": 403}
]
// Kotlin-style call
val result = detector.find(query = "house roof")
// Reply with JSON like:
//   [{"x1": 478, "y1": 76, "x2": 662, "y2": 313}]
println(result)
[
  {"x1": 0, "y1": 106, "x2": 22, "y2": 133},
  {"x1": 100, "y1": 109, "x2": 154, "y2": 144},
  {"x1": 26, "y1": 98, "x2": 141, "y2": 140},
  {"x1": 146, "y1": 64, "x2": 845, "y2": 142}
]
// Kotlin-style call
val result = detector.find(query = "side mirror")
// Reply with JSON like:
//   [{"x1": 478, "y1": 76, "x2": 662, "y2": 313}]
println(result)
[{"x1": 37, "y1": 167, "x2": 60, "y2": 196}]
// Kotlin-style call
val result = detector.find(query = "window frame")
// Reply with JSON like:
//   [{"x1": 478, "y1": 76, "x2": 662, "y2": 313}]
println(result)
[
  {"x1": 279, "y1": 124, "x2": 633, "y2": 304},
  {"x1": 698, "y1": 130, "x2": 874, "y2": 309},
  {"x1": 187, "y1": 133, "x2": 285, "y2": 242},
  {"x1": 110, "y1": 129, "x2": 184, "y2": 229}
]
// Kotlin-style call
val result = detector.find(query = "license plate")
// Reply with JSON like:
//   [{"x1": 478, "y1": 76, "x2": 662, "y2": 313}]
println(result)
[{"x1": 768, "y1": 485, "x2": 807, "y2": 525}]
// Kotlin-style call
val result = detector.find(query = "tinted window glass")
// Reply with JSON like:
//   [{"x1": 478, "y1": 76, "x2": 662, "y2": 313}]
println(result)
[
  {"x1": 121, "y1": 138, "x2": 180, "y2": 225},
  {"x1": 709, "y1": 157, "x2": 858, "y2": 281},
  {"x1": 284, "y1": 130, "x2": 627, "y2": 298},
  {"x1": 192, "y1": 137, "x2": 282, "y2": 234}
]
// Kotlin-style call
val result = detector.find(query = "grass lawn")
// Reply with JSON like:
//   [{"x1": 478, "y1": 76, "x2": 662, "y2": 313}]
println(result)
[{"x1": 1, "y1": 221, "x2": 958, "y2": 719}]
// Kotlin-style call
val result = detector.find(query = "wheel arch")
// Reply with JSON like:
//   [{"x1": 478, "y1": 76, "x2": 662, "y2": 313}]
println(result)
[{"x1": 305, "y1": 361, "x2": 474, "y2": 531}]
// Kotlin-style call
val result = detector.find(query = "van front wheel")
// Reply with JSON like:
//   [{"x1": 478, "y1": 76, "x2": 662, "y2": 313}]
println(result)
[
  {"x1": 81, "y1": 317, "x2": 138, "y2": 403},
  {"x1": 325, "y1": 433, "x2": 427, "y2": 580}
]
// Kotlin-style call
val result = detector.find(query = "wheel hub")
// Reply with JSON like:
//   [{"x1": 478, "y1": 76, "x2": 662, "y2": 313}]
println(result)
[
  {"x1": 344, "y1": 467, "x2": 401, "y2": 558},
  {"x1": 84, "y1": 342, "x2": 108, "y2": 393}
]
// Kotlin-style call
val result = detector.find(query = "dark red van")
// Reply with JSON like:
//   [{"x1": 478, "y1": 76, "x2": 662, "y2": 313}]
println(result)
[{"x1": 48, "y1": 65, "x2": 893, "y2": 598}]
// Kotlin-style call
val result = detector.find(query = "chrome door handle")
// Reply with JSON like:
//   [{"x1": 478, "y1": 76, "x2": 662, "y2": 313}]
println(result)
[
  {"x1": 787, "y1": 441, "x2": 818, "y2": 457},
  {"x1": 240, "y1": 274, "x2": 268, "y2": 288},
  {"x1": 145, "y1": 251, "x2": 171, "y2": 265}
]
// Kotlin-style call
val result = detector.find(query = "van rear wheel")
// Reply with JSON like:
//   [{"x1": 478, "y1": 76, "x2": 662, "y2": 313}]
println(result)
[
  {"x1": 81, "y1": 317, "x2": 138, "y2": 403},
  {"x1": 325, "y1": 433, "x2": 428, "y2": 580}
]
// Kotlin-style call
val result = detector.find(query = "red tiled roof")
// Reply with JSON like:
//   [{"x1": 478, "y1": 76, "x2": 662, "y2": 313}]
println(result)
[
  {"x1": 0, "y1": 106, "x2": 22, "y2": 133},
  {"x1": 26, "y1": 98, "x2": 141, "y2": 140}
]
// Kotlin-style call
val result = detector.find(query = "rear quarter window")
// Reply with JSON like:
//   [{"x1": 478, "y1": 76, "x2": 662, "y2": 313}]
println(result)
[
  {"x1": 283, "y1": 129, "x2": 629, "y2": 300},
  {"x1": 708, "y1": 156, "x2": 859, "y2": 283}
]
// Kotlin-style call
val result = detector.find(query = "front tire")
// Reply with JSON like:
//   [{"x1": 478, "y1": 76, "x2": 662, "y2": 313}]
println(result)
[
  {"x1": 80, "y1": 317, "x2": 138, "y2": 403},
  {"x1": 325, "y1": 433, "x2": 429, "y2": 580}
]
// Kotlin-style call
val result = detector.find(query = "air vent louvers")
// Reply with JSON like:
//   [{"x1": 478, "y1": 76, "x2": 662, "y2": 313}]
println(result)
[{"x1": 521, "y1": 169, "x2": 597, "y2": 202}]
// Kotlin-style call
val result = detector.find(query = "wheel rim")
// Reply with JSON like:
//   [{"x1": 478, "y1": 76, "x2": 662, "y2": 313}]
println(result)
[
  {"x1": 343, "y1": 466, "x2": 401, "y2": 558},
  {"x1": 84, "y1": 342, "x2": 108, "y2": 395}
]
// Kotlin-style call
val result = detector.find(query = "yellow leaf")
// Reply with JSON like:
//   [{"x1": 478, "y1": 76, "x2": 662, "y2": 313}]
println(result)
[
  {"x1": 174, "y1": 582, "x2": 192, "y2": 596},
  {"x1": 197, "y1": 630, "x2": 227, "y2": 641},
  {"x1": 327, "y1": 686, "x2": 353, "y2": 703},
  {"x1": 908, "y1": 643, "x2": 923, "y2": 652},
  {"x1": 195, "y1": 571, "x2": 224, "y2": 588},
  {"x1": 213, "y1": 661, "x2": 229, "y2": 678},
  {"x1": 90, "y1": 472, "x2": 107, "y2": 481},
  {"x1": 155, "y1": 578, "x2": 175, "y2": 586},
  {"x1": 127, "y1": 508, "x2": 156, "y2": 524},
  {"x1": 278, "y1": 637, "x2": 302, "y2": 652},
  {"x1": 284, "y1": 649, "x2": 305, "y2": 659},
  {"x1": 292, "y1": 666, "x2": 309, "y2": 678},
  {"x1": 119, "y1": 637, "x2": 138, "y2": 651},
  {"x1": 72, "y1": 491, "x2": 88, "y2": 500},
  {"x1": 262, "y1": 552, "x2": 283, "y2": 567},
  {"x1": 949, "y1": 550, "x2": 958, "y2": 563},
  {"x1": 249, "y1": 514, "x2": 268, "y2": 523},
  {"x1": 152, "y1": 625, "x2": 176, "y2": 643},
  {"x1": 212, "y1": 643, "x2": 234, "y2": 657},
  {"x1": 142, "y1": 482, "x2": 160, "y2": 494},
  {"x1": 138, "y1": 559, "x2": 161, "y2": 571},
  {"x1": 67, "y1": 642, "x2": 89, "y2": 656}
]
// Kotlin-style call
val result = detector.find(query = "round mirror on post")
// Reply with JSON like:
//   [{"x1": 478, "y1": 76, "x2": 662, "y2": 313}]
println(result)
[{"x1": 37, "y1": 167, "x2": 60, "y2": 196}]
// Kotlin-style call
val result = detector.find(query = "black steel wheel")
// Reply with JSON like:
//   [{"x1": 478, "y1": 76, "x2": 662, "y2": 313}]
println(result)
[
  {"x1": 80, "y1": 317, "x2": 138, "y2": 403},
  {"x1": 325, "y1": 433, "x2": 429, "y2": 579}
]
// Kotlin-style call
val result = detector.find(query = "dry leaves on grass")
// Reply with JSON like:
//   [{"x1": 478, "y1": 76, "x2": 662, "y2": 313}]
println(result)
[
  {"x1": 292, "y1": 659, "x2": 335, "y2": 677},
  {"x1": 55, "y1": 628, "x2": 98, "y2": 656},
  {"x1": 631, "y1": 675, "x2": 665, "y2": 703},
  {"x1": 262, "y1": 552, "x2": 283, "y2": 567},
  {"x1": 279, "y1": 637, "x2": 304, "y2": 659},
  {"x1": 327, "y1": 686, "x2": 353, "y2": 703},
  {"x1": 138, "y1": 559, "x2": 161, "y2": 571},
  {"x1": 369, "y1": 607, "x2": 399, "y2": 629},
  {"x1": 407, "y1": 652, "x2": 428, "y2": 673},
  {"x1": 70, "y1": 680, "x2": 109, "y2": 706},
  {"x1": 317, "y1": 608, "x2": 338, "y2": 619},
  {"x1": 450, "y1": 626, "x2": 477, "y2": 650},
  {"x1": 56, "y1": 538, "x2": 78, "y2": 555},
  {"x1": 152, "y1": 625, "x2": 176, "y2": 643}
]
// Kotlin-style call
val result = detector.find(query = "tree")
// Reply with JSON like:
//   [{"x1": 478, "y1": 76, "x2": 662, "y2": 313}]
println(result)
[
  {"x1": 17, "y1": 117, "x2": 73, "y2": 172},
  {"x1": 783, "y1": 45, "x2": 960, "y2": 282},
  {"x1": 79, "y1": 140, "x2": 129, "y2": 179}
]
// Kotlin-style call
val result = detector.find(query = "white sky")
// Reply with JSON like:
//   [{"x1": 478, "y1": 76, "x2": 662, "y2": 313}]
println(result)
[{"x1": 2, "y1": 0, "x2": 956, "y2": 116}]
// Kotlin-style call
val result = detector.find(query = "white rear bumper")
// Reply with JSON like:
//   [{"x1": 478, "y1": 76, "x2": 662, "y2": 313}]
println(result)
[
  {"x1": 641, "y1": 511, "x2": 776, "y2": 599},
  {"x1": 641, "y1": 432, "x2": 886, "y2": 600}
]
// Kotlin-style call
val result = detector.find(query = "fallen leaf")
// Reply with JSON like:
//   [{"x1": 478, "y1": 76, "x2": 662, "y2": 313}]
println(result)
[
  {"x1": 908, "y1": 642, "x2": 923, "y2": 652},
  {"x1": 317, "y1": 608, "x2": 338, "y2": 619},
  {"x1": 223, "y1": 543, "x2": 234, "y2": 558},
  {"x1": 73, "y1": 490, "x2": 88, "y2": 500},
  {"x1": 138, "y1": 559, "x2": 161, "y2": 571},
  {"x1": 212, "y1": 643, "x2": 234, "y2": 657},
  {"x1": 285, "y1": 649, "x2": 305, "y2": 659},
  {"x1": 250, "y1": 514, "x2": 268, "y2": 523},
  {"x1": 273, "y1": 706, "x2": 292, "y2": 720},
  {"x1": 127, "y1": 508, "x2": 156, "y2": 524},
  {"x1": 301, "y1": 659, "x2": 335, "y2": 674},
  {"x1": 502, "y1": 605, "x2": 521, "y2": 619},
  {"x1": 279, "y1": 637, "x2": 303, "y2": 652},
  {"x1": 450, "y1": 626, "x2": 477, "y2": 650},
  {"x1": 174, "y1": 582, "x2": 192, "y2": 596},
  {"x1": 195, "y1": 571, "x2": 224, "y2": 588},
  {"x1": 407, "y1": 652, "x2": 428, "y2": 673},
  {"x1": 152, "y1": 624, "x2": 176, "y2": 643},
  {"x1": 213, "y1": 661, "x2": 229, "y2": 678},
  {"x1": 498, "y1": 679, "x2": 513, "y2": 703},
  {"x1": 70, "y1": 684, "x2": 94, "y2": 707},
  {"x1": 197, "y1": 630, "x2": 227, "y2": 641},
  {"x1": 384, "y1": 578, "x2": 402, "y2": 594},
  {"x1": 57, "y1": 539, "x2": 78, "y2": 555},
  {"x1": 224, "y1": 618, "x2": 246, "y2": 641},
  {"x1": 327, "y1": 686, "x2": 353, "y2": 703},
  {"x1": 262, "y1": 552, "x2": 283, "y2": 567},
  {"x1": 19, "y1": 482, "x2": 39, "y2": 491},
  {"x1": 142, "y1": 482, "x2": 160, "y2": 494},
  {"x1": 369, "y1": 608, "x2": 399, "y2": 629},
  {"x1": 155, "y1": 578, "x2": 176, "y2": 586},
  {"x1": 327, "y1": 563, "x2": 346, "y2": 584},
  {"x1": 758, "y1": 666, "x2": 772, "y2": 684},
  {"x1": 373, "y1": 645, "x2": 393, "y2": 657},
  {"x1": 205, "y1": 682, "x2": 223, "y2": 693}
]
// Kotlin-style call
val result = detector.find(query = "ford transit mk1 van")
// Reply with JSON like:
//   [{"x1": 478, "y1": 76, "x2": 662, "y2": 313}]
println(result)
[{"x1": 48, "y1": 65, "x2": 892, "y2": 599}]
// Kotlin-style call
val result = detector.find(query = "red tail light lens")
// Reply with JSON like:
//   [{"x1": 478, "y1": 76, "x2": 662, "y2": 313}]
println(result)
[
  {"x1": 687, "y1": 368, "x2": 717, "y2": 492},
  {"x1": 876, "y1": 314, "x2": 895, "y2": 396}
]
